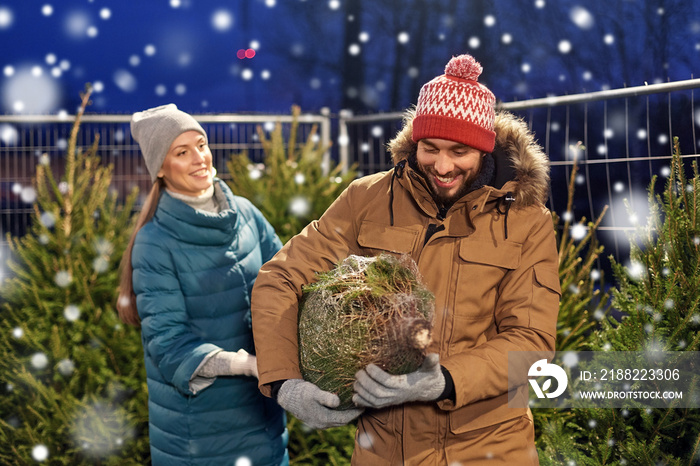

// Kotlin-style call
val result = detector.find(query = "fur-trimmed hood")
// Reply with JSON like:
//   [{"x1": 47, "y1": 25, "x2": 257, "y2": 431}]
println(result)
[{"x1": 388, "y1": 109, "x2": 551, "y2": 207}]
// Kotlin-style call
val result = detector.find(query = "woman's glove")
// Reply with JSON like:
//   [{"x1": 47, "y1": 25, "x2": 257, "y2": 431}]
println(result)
[
  {"x1": 198, "y1": 349, "x2": 258, "y2": 378},
  {"x1": 352, "y1": 353, "x2": 445, "y2": 409},
  {"x1": 277, "y1": 379, "x2": 364, "y2": 430}
]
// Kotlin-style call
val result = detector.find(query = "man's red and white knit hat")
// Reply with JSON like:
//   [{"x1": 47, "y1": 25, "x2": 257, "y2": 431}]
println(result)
[{"x1": 412, "y1": 54, "x2": 496, "y2": 153}]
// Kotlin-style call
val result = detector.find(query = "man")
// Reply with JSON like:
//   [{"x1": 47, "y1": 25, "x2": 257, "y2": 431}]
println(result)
[{"x1": 251, "y1": 53, "x2": 560, "y2": 464}]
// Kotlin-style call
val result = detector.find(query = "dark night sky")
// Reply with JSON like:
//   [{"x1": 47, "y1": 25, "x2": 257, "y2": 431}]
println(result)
[{"x1": 1, "y1": 0, "x2": 699, "y2": 116}]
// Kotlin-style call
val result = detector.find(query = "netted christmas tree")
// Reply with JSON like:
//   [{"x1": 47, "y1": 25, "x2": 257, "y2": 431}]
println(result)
[
  {"x1": 0, "y1": 88, "x2": 149, "y2": 464},
  {"x1": 536, "y1": 138, "x2": 700, "y2": 465},
  {"x1": 226, "y1": 105, "x2": 358, "y2": 243},
  {"x1": 298, "y1": 254, "x2": 434, "y2": 409}
]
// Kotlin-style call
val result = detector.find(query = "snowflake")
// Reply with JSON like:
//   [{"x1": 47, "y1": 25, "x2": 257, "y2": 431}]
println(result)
[
  {"x1": 31, "y1": 352, "x2": 49, "y2": 370},
  {"x1": 55, "y1": 270, "x2": 73, "y2": 288},
  {"x1": 32, "y1": 445, "x2": 49, "y2": 462},
  {"x1": 64, "y1": 304, "x2": 81, "y2": 321}
]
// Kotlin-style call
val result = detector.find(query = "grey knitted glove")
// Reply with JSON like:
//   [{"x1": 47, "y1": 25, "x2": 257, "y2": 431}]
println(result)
[
  {"x1": 277, "y1": 379, "x2": 364, "y2": 430},
  {"x1": 198, "y1": 349, "x2": 258, "y2": 378},
  {"x1": 352, "y1": 353, "x2": 445, "y2": 409}
]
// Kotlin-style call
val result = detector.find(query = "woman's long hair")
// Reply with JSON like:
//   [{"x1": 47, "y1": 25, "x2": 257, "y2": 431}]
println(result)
[{"x1": 117, "y1": 178, "x2": 165, "y2": 326}]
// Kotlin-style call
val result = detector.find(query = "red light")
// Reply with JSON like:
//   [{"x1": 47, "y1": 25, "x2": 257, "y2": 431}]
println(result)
[
  {"x1": 245, "y1": 48, "x2": 256, "y2": 59},
  {"x1": 236, "y1": 49, "x2": 246, "y2": 59}
]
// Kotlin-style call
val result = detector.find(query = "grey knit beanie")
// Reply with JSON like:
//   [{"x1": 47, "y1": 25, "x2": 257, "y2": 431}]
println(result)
[{"x1": 130, "y1": 104, "x2": 207, "y2": 182}]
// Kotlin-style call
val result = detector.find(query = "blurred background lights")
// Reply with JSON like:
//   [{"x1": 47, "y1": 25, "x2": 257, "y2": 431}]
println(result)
[
  {"x1": 289, "y1": 196, "x2": 311, "y2": 217},
  {"x1": 1, "y1": 65, "x2": 61, "y2": 114},
  {"x1": 237, "y1": 48, "x2": 256, "y2": 59},
  {"x1": 570, "y1": 223, "x2": 587, "y2": 241},
  {"x1": 0, "y1": 6, "x2": 13, "y2": 29},
  {"x1": 113, "y1": 69, "x2": 137, "y2": 93},
  {"x1": 558, "y1": 40, "x2": 572, "y2": 54},
  {"x1": 64, "y1": 10, "x2": 91, "y2": 39},
  {"x1": 0, "y1": 124, "x2": 18, "y2": 145},
  {"x1": 212, "y1": 9, "x2": 234, "y2": 31},
  {"x1": 570, "y1": 6, "x2": 594, "y2": 30}
]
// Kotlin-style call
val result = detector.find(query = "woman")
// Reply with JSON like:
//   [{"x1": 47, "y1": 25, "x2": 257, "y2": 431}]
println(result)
[{"x1": 117, "y1": 104, "x2": 288, "y2": 465}]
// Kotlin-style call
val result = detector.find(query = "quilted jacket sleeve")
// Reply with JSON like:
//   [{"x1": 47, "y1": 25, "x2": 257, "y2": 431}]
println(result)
[
  {"x1": 132, "y1": 235, "x2": 220, "y2": 395},
  {"x1": 247, "y1": 200, "x2": 283, "y2": 263}
]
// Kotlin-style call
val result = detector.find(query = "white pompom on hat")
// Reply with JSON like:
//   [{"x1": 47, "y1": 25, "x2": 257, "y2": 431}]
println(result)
[
  {"x1": 412, "y1": 54, "x2": 496, "y2": 153},
  {"x1": 130, "y1": 104, "x2": 207, "y2": 182}
]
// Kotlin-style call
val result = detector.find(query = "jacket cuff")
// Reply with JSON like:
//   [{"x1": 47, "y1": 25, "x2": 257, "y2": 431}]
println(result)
[
  {"x1": 438, "y1": 366, "x2": 455, "y2": 402},
  {"x1": 270, "y1": 379, "x2": 287, "y2": 400}
]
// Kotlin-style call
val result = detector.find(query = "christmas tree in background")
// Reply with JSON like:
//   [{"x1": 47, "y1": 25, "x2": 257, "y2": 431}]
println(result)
[
  {"x1": 537, "y1": 138, "x2": 700, "y2": 465},
  {"x1": 0, "y1": 87, "x2": 149, "y2": 464},
  {"x1": 552, "y1": 157, "x2": 611, "y2": 353},
  {"x1": 532, "y1": 157, "x2": 612, "y2": 456},
  {"x1": 226, "y1": 105, "x2": 358, "y2": 243}
]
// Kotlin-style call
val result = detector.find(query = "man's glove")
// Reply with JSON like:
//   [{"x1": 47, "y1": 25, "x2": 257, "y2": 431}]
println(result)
[
  {"x1": 277, "y1": 379, "x2": 364, "y2": 430},
  {"x1": 198, "y1": 349, "x2": 258, "y2": 378},
  {"x1": 352, "y1": 353, "x2": 445, "y2": 409}
]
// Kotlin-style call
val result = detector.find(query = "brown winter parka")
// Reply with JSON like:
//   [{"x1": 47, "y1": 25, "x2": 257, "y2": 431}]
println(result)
[{"x1": 251, "y1": 110, "x2": 561, "y2": 464}]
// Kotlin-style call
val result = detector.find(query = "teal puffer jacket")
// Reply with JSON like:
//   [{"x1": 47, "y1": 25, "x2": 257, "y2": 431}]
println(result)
[{"x1": 132, "y1": 180, "x2": 288, "y2": 466}]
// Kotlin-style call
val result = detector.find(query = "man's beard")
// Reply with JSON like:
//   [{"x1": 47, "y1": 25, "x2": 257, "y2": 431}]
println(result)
[{"x1": 414, "y1": 162, "x2": 475, "y2": 208}]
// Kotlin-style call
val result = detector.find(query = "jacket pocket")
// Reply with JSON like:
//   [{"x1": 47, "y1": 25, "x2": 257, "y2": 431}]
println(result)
[
  {"x1": 453, "y1": 240, "x2": 522, "y2": 319},
  {"x1": 533, "y1": 265, "x2": 562, "y2": 296},
  {"x1": 357, "y1": 220, "x2": 419, "y2": 255},
  {"x1": 529, "y1": 265, "x2": 562, "y2": 335}
]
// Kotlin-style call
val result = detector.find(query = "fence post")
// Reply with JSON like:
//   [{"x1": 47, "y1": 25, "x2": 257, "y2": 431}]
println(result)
[{"x1": 338, "y1": 109, "x2": 352, "y2": 175}]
